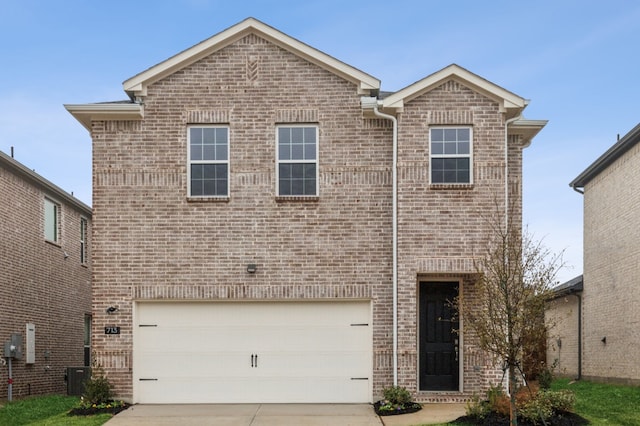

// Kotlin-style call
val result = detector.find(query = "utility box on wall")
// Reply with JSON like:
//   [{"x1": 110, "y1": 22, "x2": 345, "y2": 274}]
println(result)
[
  {"x1": 3, "y1": 334, "x2": 23, "y2": 359},
  {"x1": 26, "y1": 323, "x2": 35, "y2": 364}
]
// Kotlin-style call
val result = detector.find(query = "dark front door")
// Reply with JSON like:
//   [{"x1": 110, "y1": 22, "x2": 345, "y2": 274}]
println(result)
[{"x1": 419, "y1": 281, "x2": 459, "y2": 391}]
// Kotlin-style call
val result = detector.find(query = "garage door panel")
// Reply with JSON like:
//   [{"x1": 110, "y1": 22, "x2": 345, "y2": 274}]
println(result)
[{"x1": 134, "y1": 301, "x2": 372, "y2": 403}]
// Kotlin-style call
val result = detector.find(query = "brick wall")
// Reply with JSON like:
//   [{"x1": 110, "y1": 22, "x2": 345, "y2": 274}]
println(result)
[
  {"x1": 546, "y1": 295, "x2": 581, "y2": 378},
  {"x1": 582, "y1": 140, "x2": 640, "y2": 385},
  {"x1": 395, "y1": 80, "x2": 522, "y2": 400},
  {"x1": 0, "y1": 161, "x2": 91, "y2": 398},
  {"x1": 90, "y1": 33, "x2": 525, "y2": 402},
  {"x1": 90, "y1": 33, "x2": 393, "y2": 400}
]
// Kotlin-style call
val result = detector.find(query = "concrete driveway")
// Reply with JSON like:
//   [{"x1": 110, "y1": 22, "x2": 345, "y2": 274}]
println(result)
[{"x1": 105, "y1": 403, "x2": 384, "y2": 425}]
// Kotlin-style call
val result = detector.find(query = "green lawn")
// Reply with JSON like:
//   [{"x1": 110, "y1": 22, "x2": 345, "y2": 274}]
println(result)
[
  {"x1": 3, "y1": 380, "x2": 639, "y2": 426},
  {"x1": 423, "y1": 379, "x2": 640, "y2": 426},
  {"x1": 551, "y1": 378, "x2": 640, "y2": 425},
  {"x1": 0, "y1": 395, "x2": 112, "y2": 426}
]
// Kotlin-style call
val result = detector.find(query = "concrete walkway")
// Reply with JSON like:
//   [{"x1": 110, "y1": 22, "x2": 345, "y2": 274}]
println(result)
[
  {"x1": 105, "y1": 404, "x2": 384, "y2": 425},
  {"x1": 105, "y1": 403, "x2": 467, "y2": 425}
]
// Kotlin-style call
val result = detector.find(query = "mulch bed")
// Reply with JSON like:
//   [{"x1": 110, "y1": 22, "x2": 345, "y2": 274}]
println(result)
[
  {"x1": 451, "y1": 410, "x2": 589, "y2": 425},
  {"x1": 373, "y1": 401, "x2": 422, "y2": 416},
  {"x1": 68, "y1": 402, "x2": 130, "y2": 416}
]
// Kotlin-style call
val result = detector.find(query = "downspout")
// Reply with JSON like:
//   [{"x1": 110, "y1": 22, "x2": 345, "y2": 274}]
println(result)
[
  {"x1": 503, "y1": 112, "x2": 522, "y2": 397},
  {"x1": 572, "y1": 290, "x2": 583, "y2": 380},
  {"x1": 362, "y1": 97, "x2": 399, "y2": 386}
]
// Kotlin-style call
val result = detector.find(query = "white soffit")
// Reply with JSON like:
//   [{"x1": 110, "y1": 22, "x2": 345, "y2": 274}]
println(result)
[
  {"x1": 64, "y1": 103, "x2": 143, "y2": 131},
  {"x1": 382, "y1": 64, "x2": 526, "y2": 113},
  {"x1": 123, "y1": 17, "x2": 380, "y2": 97}
]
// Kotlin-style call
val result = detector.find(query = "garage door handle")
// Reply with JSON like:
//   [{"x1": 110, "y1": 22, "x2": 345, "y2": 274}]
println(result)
[
  {"x1": 251, "y1": 354, "x2": 259, "y2": 368},
  {"x1": 251, "y1": 354, "x2": 254, "y2": 367},
  {"x1": 255, "y1": 354, "x2": 258, "y2": 367}
]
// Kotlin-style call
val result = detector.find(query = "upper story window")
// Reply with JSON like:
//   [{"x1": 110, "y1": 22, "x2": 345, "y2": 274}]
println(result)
[
  {"x1": 430, "y1": 127, "x2": 472, "y2": 184},
  {"x1": 277, "y1": 126, "x2": 318, "y2": 196},
  {"x1": 188, "y1": 126, "x2": 229, "y2": 197},
  {"x1": 80, "y1": 217, "x2": 88, "y2": 265},
  {"x1": 44, "y1": 198, "x2": 60, "y2": 243}
]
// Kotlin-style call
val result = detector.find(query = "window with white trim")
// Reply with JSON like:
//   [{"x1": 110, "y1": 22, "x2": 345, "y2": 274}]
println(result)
[
  {"x1": 44, "y1": 198, "x2": 59, "y2": 242},
  {"x1": 80, "y1": 217, "x2": 88, "y2": 265},
  {"x1": 277, "y1": 126, "x2": 318, "y2": 196},
  {"x1": 430, "y1": 127, "x2": 472, "y2": 184},
  {"x1": 188, "y1": 126, "x2": 229, "y2": 197}
]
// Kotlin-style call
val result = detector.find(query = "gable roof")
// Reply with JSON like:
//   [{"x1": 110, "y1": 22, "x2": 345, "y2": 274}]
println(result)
[
  {"x1": 123, "y1": 17, "x2": 380, "y2": 99},
  {"x1": 548, "y1": 275, "x2": 583, "y2": 300},
  {"x1": 570, "y1": 122, "x2": 640, "y2": 190},
  {"x1": 0, "y1": 150, "x2": 92, "y2": 215},
  {"x1": 381, "y1": 64, "x2": 527, "y2": 118}
]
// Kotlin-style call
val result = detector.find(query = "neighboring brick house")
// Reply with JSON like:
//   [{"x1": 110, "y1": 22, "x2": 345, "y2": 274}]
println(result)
[
  {"x1": 559, "y1": 123, "x2": 640, "y2": 386},
  {"x1": 0, "y1": 150, "x2": 92, "y2": 399},
  {"x1": 546, "y1": 275, "x2": 583, "y2": 379},
  {"x1": 65, "y1": 18, "x2": 546, "y2": 403}
]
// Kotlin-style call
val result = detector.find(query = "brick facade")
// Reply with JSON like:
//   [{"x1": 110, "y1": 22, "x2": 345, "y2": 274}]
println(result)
[
  {"x1": 0, "y1": 152, "x2": 92, "y2": 399},
  {"x1": 69, "y1": 19, "x2": 543, "y2": 403},
  {"x1": 547, "y1": 296, "x2": 581, "y2": 378},
  {"x1": 580, "y1": 133, "x2": 640, "y2": 385}
]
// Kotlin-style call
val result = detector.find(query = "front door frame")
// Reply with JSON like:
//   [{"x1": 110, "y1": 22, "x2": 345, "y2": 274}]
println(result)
[{"x1": 417, "y1": 279, "x2": 463, "y2": 393}]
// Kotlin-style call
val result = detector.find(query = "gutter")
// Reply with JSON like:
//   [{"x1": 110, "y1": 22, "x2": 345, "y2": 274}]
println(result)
[{"x1": 361, "y1": 97, "x2": 399, "y2": 386}]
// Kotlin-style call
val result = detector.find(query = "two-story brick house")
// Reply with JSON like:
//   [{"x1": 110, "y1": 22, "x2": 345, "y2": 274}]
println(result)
[
  {"x1": 0, "y1": 150, "x2": 92, "y2": 399},
  {"x1": 66, "y1": 18, "x2": 546, "y2": 403},
  {"x1": 559, "y1": 123, "x2": 640, "y2": 386}
]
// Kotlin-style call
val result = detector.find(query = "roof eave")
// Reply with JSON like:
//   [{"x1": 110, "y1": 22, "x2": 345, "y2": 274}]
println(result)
[
  {"x1": 382, "y1": 64, "x2": 526, "y2": 115},
  {"x1": 570, "y1": 122, "x2": 640, "y2": 190},
  {"x1": 64, "y1": 103, "x2": 144, "y2": 132},
  {"x1": 509, "y1": 119, "x2": 548, "y2": 148},
  {"x1": 123, "y1": 17, "x2": 380, "y2": 99},
  {"x1": 0, "y1": 150, "x2": 92, "y2": 214}
]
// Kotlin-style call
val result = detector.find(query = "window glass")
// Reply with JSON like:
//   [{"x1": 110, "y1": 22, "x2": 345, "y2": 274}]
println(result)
[
  {"x1": 277, "y1": 126, "x2": 318, "y2": 196},
  {"x1": 44, "y1": 198, "x2": 58, "y2": 242},
  {"x1": 430, "y1": 127, "x2": 472, "y2": 184},
  {"x1": 188, "y1": 126, "x2": 229, "y2": 197},
  {"x1": 80, "y1": 218, "x2": 88, "y2": 264}
]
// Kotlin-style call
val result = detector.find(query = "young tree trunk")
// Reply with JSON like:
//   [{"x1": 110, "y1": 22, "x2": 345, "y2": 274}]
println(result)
[{"x1": 509, "y1": 363, "x2": 518, "y2": 426}]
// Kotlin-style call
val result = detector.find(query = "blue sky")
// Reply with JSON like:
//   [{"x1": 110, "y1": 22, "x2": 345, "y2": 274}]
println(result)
[{"x1": 2, "y1": 0, "x2": 639, "y2": 284}]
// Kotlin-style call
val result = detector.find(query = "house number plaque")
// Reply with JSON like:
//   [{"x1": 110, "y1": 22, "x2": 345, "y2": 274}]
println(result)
[{"x1": 104, "y1": 327, "x2": 121, "y2": 335}]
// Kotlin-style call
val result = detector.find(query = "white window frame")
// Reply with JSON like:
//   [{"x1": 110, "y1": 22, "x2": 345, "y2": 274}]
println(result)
[
  {"x1": 187, "y1": 125, "x2": 230, "y2": 198},
  {"x1": 429, "y1": 126, "x2": 473, "y2": 185},
  {"x1": 276, "y1": 125, "x2": 319, "y2": 197},
  {"x1": 80, "y1": 217, "x2": 88, "y2": 265},
  {"x1": 44, "y1": 197, "x2": 60, "y2": 243}
]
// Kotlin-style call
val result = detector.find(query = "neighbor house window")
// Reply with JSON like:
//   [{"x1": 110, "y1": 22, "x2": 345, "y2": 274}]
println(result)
[
  {"x1": 277, "y1": 126, "x2": 318, "y2": 196},
  {"x1": 430, "y1": 127, "x2": 472, "y2": 184},
  {"x1": 188, "y1": 126, "x2": 229, "y2": 197},
  {"x1": 80, "y1": 217, "x2": 88, "y2": 265},
  {"x1": 44, "y1": 198, "x2": 59, "y2": 242},
  {"x1": 84, "y1": 314, "x2": 91, "y2": 366}
]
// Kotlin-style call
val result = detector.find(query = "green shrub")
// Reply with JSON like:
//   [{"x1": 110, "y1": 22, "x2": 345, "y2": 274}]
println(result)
[
  {"x1": 519, "y1": 389, "x2": 576, "y2": 424},
  {"x1": 540, "y1": 389, "x2": 575, "y2": 412},
  {"x1": 382, "y1": 385, "x2": 412, "y2": 406},
  {"x1": 520, "y1": 395, "x2": 554, "y2": 423},
  {"x1": 537, "y1": 367, "x2": 555, "y2": 390},
  {"x1": 81, "y1": 366, "x2": 113, "y2": 407},
  {"x1": 465, "y1": 393, "x2": 491, "y2": 419}
]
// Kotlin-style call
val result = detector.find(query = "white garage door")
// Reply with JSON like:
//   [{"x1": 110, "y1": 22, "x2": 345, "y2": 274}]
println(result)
[{"x1": 133, "y1": 301, "x2": 372, "y2": 403}]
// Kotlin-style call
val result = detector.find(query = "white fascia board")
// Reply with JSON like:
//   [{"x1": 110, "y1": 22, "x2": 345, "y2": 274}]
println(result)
[
  {"x1": 64, "y1": 103, "x2": 143, "y2": 132},
  {"x1": 123, "y1": 17, "x2": 380, "y2": 98},
  {"x1": 382, "y1": 64, "x2": 525, "y2": 113},
  {"x1": 509, "y1": 119, "x2": 548, "y2": 148}
]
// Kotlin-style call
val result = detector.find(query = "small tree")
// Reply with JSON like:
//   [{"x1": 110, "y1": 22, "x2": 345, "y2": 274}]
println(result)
[{"x1": 459, "y1": 202, "x2": 562, "y2": 426}]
